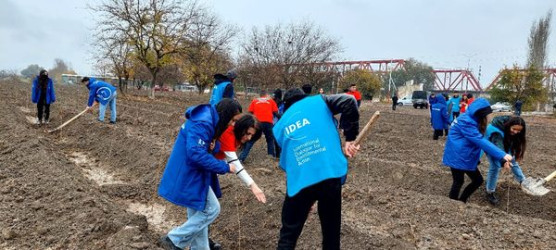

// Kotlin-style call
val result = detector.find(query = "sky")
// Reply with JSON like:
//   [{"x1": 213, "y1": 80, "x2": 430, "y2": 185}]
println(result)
[{"x1": 1, "y1": 0, "x2": 555, "y2": 88}]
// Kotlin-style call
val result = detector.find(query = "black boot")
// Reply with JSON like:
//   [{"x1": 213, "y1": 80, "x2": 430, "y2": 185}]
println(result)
[
  {"x1": 209, "y1": 238, "x2": 222, "y2": 250},
  {"x1": 486, "y1": 192, "x2": 499, "y2": 205}
]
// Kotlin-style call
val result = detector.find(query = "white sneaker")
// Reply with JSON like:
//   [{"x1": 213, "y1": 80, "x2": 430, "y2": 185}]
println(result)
[{"x1": 35, "y1": 118, "x2": 42, "y2": 125}]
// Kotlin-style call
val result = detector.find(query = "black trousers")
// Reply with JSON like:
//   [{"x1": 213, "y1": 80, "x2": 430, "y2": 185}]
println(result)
[
  {"x1": 277, "y1": 178, "x2": 342, "y2": 250},
  {"x1": 37, "y1": 95, "x2": 50, "y2": 121},
  {"x1": 392, "y1": 103, "x2": 397, "y2": 110},
  {"x1": 433, "y1": 129, "x2": 449, "y2": 140},
  {"x1": 449, "y1": 168, "x2": 483, "y2": 203}
]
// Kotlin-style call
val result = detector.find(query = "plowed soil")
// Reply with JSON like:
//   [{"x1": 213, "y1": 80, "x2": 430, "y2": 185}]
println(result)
[{"x1": 1, "y1": 79, "x2": 556, "y2": 249}]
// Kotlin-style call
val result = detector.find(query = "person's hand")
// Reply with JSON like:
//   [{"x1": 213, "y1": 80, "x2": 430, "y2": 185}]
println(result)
[
  {"x1": 250, "y1": 183, "x2": 266, "y2": 203},
  {"x1": 502, "y1": 154, "x2": 513, "y2": 172},
  {"x1": 86, "y1": 106, "x2": 93, "y2": 113},
  {"x1": 343, "y1": 141, "x2": 360, "y2": 158},
  {"x1": 209, "y1": 140, "x2": 216, "y2": 151},
  {"x1": 502, "y1": 161, "x2": 511, "y2": 172},
  {"x1": 229, "y1": 164, "x2": 236, "y2": 173}
]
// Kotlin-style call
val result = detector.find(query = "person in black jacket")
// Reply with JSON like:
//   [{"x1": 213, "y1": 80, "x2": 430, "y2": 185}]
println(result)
[{"x1": 392, "y1": 94, "x2": 398, "y2": 111}]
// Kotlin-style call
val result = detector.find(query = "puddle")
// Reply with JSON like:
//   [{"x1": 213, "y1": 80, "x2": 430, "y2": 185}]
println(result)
[
  {"x1": 68, "y1": 152, "x2": 126, "y2": 186},
  {"x1": 127, "y1": 202, "x2": 174, "y2": 232}
]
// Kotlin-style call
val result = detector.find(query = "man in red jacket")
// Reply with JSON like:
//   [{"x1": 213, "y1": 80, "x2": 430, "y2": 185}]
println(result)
[
  {"x1": 346, "y1": 84, "x2": 362, "y2": 107},
  {"x1": 239, "y1": 89, "x2": 280, "y2": 162}
]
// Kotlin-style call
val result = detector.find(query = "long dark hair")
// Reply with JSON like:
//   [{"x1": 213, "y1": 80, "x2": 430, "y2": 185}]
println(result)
[
  {"x1": 214, "y1": 98, "x2": 242, "y2": 140},
  {"x1": 503, "y1": 116, "x2": 526, "y2": 161},
  {"x1": 478, "y1": 116, "x2": 488, "y2": 135},
  {"x1": 39, "y1": 70, "x2": 48, "y2": 89},
  {"x1": 234, "y1": 114, "x2": 259, "y2": 147}
]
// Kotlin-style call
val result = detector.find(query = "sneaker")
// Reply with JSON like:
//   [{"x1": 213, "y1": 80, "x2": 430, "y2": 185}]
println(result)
[
  {"x1": 98, "y1": 119, "x2": 104, "y2": 123},
  {"x1": 44, "y1": 119, "x2": 50, "y2": 124},
  {"x1": 209, "y1": 238, "x2": 222, "y2": 250},
  {"x1": 35, "y1": 118, "x2": 42, "y2": 125},
  {"x1": 159, "y1": 236, "x2": 180, "y2": 250},
  {"x1": 486, "y1": 192, "x2": 499, "y2": 205},
  {"x1": 109, "y1": 121, "x2": 116, "y2": 124}
]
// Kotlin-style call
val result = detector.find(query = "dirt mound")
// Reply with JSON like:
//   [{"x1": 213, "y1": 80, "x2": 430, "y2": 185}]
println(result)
[{"x1": 1, "y1": 80, "x2": 556, "y2": 249}]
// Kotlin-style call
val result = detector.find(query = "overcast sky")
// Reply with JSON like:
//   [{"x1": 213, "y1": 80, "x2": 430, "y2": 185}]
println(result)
[{"x1": 1, "y1": 0, "x2": 555, "y2": 87}]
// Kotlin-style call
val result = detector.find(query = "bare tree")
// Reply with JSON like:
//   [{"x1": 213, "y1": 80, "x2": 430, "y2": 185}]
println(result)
[
  {"x1": 527, "y1": 10, "x2": 552, "y2": 69},
  {"x1": 92, "y1": 0, "x2": 203, "y2": 98},
  {"x1": 180, "y1": 10, "x2": 236, "y2": 94},
  {"x1": 240, "y1": 21, "x2": 342, "y2": 89},
  {"x1": 49, "y1": 59, "x2": 77, "y2": 83}
]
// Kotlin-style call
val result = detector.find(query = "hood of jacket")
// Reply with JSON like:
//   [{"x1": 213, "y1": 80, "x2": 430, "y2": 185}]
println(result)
[
  {"x1": 185, "y1": 104, "x2": 219, "y2": 128},
  {"x1": 466, "y1": 98, "x2": 491, "y2": 121},
  {"x1": 435, "y1": 95, "x2": 447, "y2": 105},
  {"x1": 86, "y1": 77, "x2": 98, "y2": 90}
]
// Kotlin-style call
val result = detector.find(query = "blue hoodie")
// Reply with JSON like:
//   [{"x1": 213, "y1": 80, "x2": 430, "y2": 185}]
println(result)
[
  {"x1": 86, "y1": 78, "x2": 117, "y2": 106},
  {"x1": 158, "y1": 104, "x2": 230, "y2": 211},
  {"x1": 31, "y1": 76, "x2": 56, "y2": 104},
  {"x1": 442, "y1": 98, "x2": 506, "y2": 171},
  {"x1": 431, "y1": 95, "x2": 450, "y2": 130}
]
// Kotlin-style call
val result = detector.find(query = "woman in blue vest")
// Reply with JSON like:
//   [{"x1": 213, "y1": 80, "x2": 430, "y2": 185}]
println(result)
[
  {"x1": 158, "y1": 98, "x2": 252, "y2": 250},
  {"x1": 484, "y1": 115, "x2": 527, "y2": 205},
  {"x1": 443, "y1": 98, "x2": 513, "y2": 203},
  {"x1": 31, "y1": 70, "x2": 56, "y2": 124},
  {"x1": 81, "y1": 77, "x2": 118, "y2": 124},
  {"x1": 273, "y1": 88, "x2": 360, "y2": 250}
]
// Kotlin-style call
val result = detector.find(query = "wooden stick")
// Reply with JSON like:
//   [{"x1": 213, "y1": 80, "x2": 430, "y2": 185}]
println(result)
[
  {"x1": 354, "y1": 111, "x2": 380, "y2": 145},
  {"x1": 544, "y1": 169, "x2": 556, "y2": 182},
  {"x1": 48, "y1": 109, "x2": 88, "y2": 133}
]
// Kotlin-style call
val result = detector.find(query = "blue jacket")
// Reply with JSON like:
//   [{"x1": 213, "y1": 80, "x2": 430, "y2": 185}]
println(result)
[
  {"x1": 158, "y1": 104, "x2": 230, "y2": 211},
  {"x1": 431, "y1": 95, "x2": 450, "y2": 130},
  {"x1": 86, "y1": 78, "x2": 117, "y2": 106},
  {"x1": 442, "y1": 98, "x2": 506, "y2": 171},
  {"x1": 31, "y1": 76, "x2": 56, "y2": 104}
]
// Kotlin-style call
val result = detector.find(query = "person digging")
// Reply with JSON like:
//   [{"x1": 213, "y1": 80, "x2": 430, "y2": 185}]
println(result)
[
  {"x1": 81, "y1": 77, "x2": 117, "y2": 124},
  {"x1": 484, "y1": 115, "x2": 528, "y2": 205}
]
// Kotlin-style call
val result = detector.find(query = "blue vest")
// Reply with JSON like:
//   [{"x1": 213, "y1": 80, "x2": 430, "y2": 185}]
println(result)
[
  {"x1": 209, "y1": 81, "x2": 231, "y2": 106},
  {"x1": 485, "y1": 124, "x2": 504, "y2": 141},
  {"x1": 272, "y1": 95, "x2": 347, "y2": 197}
]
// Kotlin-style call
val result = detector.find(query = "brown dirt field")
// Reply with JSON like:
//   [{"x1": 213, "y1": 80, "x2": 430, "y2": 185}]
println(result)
[{"x1": 1, "y1": 79, "x2": 556, "y2": 249}]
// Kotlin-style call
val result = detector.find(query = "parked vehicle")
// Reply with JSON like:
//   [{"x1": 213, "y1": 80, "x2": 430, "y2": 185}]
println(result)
[
  {"x1": 174, "y1": 84, "x2": 198, "y2": 92},
  {"x1": 491, "y1": 102, "x2": 512, "y2": 112},
  {"x1": 154, "y1": 85, "x2": 170, "y2": 92},
  {"x1": 397, "y1": 96, "x2": 413, "y2": 106},
  {"x1": 411, "y1": 91, "x2": 429, "y2": 109}
]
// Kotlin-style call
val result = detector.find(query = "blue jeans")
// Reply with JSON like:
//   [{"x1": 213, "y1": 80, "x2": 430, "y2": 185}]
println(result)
[
  {"x1": 99, "y1": 93, "x2": 117, "y2": 122},
  {"x1": 167, "y1": 187, "x2": 220, "y2": 249},
  {"x1": 239, "y1": 122, "x2": 275, "y2": 161},
  {"x1": 486, "y1": 156, "x2": 526, "y2": 193}
]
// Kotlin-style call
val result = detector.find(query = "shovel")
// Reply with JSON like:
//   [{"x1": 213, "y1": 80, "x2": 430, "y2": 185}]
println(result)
[
  {"x1": 48, "y1": 108, "x2": 88, "y2": 133},
  {"x1": 520, "y1": 169, "x2": 556, "y2": 196}
]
